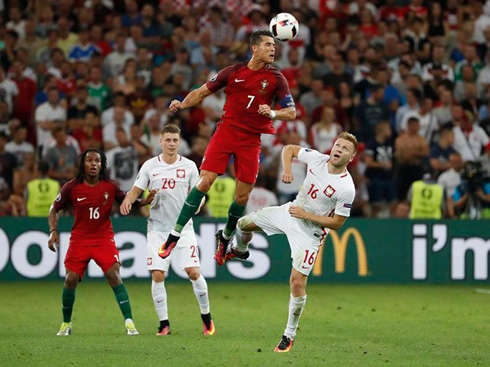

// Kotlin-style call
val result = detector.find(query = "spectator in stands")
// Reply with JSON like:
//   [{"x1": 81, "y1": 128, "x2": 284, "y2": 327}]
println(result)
[
  {"x1": 45, "y1": 127, "x2": 78, "y2": 185},
  {"x1": 68, "y1": 28, "x2": 100, "y2": 63},
  {"x1": 12, "y1": 151, "x2": 36, "y2": 201},
  {"x1": 170, "y1": 48, "x2": 193, "y2": 90},
  {"x1": 365, "y1": 121, "x2": 396, "y2": 217},
  {"x1": 101, "y1": 92, "x2": 135, "y2": 127},
  {"x1": 10, "y1": 59, "x2": 36, "y2": 126},
  {"x1": 104, "y1": 33, "x2": 134, "y2": 78},
  {"x1": 103, "y1": 106, "x2": 131, "y2": 151},
  {"x1": 25, "y1": 160, "x2": 60, "y2": 217},
  {"x1": 323, "y1": 52, "x2": 352, "y2": 91},
  {"x1": 246, "y1": 173, "x2": 278, "y2": 215},
  {"x1": 106, "y1": 128, "x2": 139, "y2": 192},
  {"x1": 35, "y1": 87, "x2": 67, "y2": 156},
  {"x1": 56, "y1": 60, "x2": 77, "y2": 98},
  {"x1": 204, "y1": 7, "x2": 234, "y2": 49},
  {"x1": 5, "y1": 126, "x2": 34, "y2": 167},
  {"x1": 113, "y1": 59, "x2": 137, "y2": 96},
  {"x1": 395, "y1": 116, "x2": 430, "y2": 201},
  {"x1": 122, "y1": 0, "x2": 142, "y2": 28},
  {"x1": 0, "y1": 31, "x2": 19, "y2": 72},
  {"x1": 395, "y1": 87, "x2": 421, "y2": 132},
  {"x1": 430, "y1": 125, "x2": 457, "y2": 177},
  {"x1": 453, "y1": 111, "x2": 489, "y2": 162},
  {"x1": 187, "y1": 135, "x2": 208, "y2": 168},
  {"x1": 87, "y1": 66, "x2": 110, "y2": 112},
  {"x1": 309, "y1": 106, "x2": 342, "y2": 154},
  {"x1": 438, "y1": 152, "x2": 463, "y2": 218},
  {"x1": 56, "y1": 17, "x2": 79, "y2": 57},
  {"x1": 0, "y1": 131, "x2": 17, "y2": 189},
  {"x1": 0, "y1": 64, "x2": 19, "y2": 115},
  {"x1": 356, "y1": 84, "x2": 390, "y2": 143},
  {"x1": 67, "y1": 82, "x2": 98, "y2": 130},
  {"x1": 299, "y1": 79, "x2": 324, "y2": 119},
  {"x1": 400, "y1": 97, "x2": 438, "y2": 143},
  {"x1": 129, "y1": 124, "x2": 151, "y2": 166},
  {"x1": 433, "y1": 87, "x2": 454, "y2": 127},
  {"x1": 17, "y1": 20, "x2": 44, "y2": 69}
]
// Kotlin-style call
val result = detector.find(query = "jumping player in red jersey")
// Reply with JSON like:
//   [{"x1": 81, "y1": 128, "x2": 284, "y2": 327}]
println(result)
[
  {"x1": 159, "y1": 30, "x2": 296, "y2": 265},
  {"x1": 47, "y1": 149, "x2": 154, "y2": 336}
]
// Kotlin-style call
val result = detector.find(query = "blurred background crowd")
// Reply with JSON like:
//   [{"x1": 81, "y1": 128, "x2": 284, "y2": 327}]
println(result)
[{"x1": 0, "y1": 0, "x2": 489, "y2": 219}]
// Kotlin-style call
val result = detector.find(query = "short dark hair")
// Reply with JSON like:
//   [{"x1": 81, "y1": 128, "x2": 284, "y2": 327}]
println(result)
[
  {"x1": 160, "y1": 124, "x2": 181, "y2": 135},
  {"x1": 250, "y1": 30, "x2": 274, "y2": 47},
  {"x1": 38, "y1": 160, "x2": 50, "y2": 175}
]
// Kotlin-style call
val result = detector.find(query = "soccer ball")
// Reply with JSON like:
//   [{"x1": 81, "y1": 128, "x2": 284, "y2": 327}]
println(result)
[{"x1": 269, "y1": 13, "x2": 299, "y2": 42}]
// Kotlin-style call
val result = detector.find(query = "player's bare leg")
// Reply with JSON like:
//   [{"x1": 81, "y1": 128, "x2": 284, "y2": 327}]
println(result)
[
  {"x1": 151, "y1": 270, "x2": 171, "y2": 335},
  {"x1": 185, "y1": 267, "x2": 215, "y2": 335},
  {"x1": 160, "y1": 170, "x2": 218, "y2": 259},
  {"x1": 215, "y1": 180, "x2": 254, "y2": 265},
  {"x1": 275, "y1": 269, "x2": 308, "y2": 353},
  {"x1": 224, "y1": 215, "x2": 262, "y2": 262},
  {"x1": 57, "y1": 270, "x2": 79, "y2": 336},
  {"x1": 106, "y1": 263, "x2": 138, "y2": 335}
]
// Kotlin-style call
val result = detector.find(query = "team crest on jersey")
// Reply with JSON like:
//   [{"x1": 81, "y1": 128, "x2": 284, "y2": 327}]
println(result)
[
  {"x1": 147, "y1": 257, "x2": 152, "y2": 266},
  {"x1": 323, "y1": 185, "x2": 336, "y2": 198},
  {"x1": 176, "y1": 169, "x2": 185, "y2": 178},
  {"x1": 259, "y1": 79, "x2": 269, "y2": 95},
  {"x1": 104, "y1": 192, "x2": 109, "y2": 200}
]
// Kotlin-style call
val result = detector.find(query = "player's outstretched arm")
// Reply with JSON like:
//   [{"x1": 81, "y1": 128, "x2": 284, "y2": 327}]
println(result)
[
  {"x1": 288, "y1": 206, "x2": 347, "y2": 230},
  {"x1": 258, "y1": 105, "x2": 296, "y2": 121},
  {"x1": 47, "y1": 204, "x2": 60, "y2": 252},
  {"x1": 169, "y1": 84, "x2": 213, "y2": 112},
  {"x1": 281, "y1": 145, "x2": 302, "y2": 183},
  {"x1": 120, "y1": 186, "x2": 145, "y2": 215}
]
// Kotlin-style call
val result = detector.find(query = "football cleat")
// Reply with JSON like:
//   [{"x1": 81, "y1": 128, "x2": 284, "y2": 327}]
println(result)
[
  {"x1": 203, "y1": 320, "x2": 216, "y2": 336},
  {"x1": 158, "y1": 234, "x2": 179, "y2": 259},
  {"x1": 213, "y1": 230, "x2": 230, "y2": 266},
  {"x1": 156, "y1": 325, "x2": 171, "y2": 336},
  {"x1": 125, "y1": 319, "x2": 139, "y2": 335},
  {"x1": 56, "y1": 322, "x2": 72, "y2": 336},
  {"x1": 274, "y1": 335, "x2": 294, "y2": 353},
  {"x1": 225, "y1": 247, "x2": 250, "y2": 262}
]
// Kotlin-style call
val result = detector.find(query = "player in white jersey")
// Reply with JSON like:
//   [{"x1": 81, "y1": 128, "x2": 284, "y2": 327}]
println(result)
[
  {"x1": 226, "y1": 132, "x2": 357, "y2": 353},
  {"x1": 120, "y1": 124, "x2": 215, "y2": 336}
]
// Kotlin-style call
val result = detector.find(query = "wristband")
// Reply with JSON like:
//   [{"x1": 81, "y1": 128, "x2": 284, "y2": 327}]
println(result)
[
  {"x1": 270, "y1": 110, "x2": 276, "y2": 119},
  {"x1": 50, "y1": 229, "x2": 58, "y2": 233}
]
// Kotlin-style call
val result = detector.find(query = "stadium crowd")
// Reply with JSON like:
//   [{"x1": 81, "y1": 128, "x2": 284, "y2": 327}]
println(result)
[{"x1": 0, "y1": 0, "x2": 490, "y2": 219}]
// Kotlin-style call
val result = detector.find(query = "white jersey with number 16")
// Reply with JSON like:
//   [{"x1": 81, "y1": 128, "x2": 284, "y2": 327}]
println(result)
[
  {"x1": 293, "y1": 148, "x2": 356, "y2": 233},
  {"x1": 133, "y1": 155, "x2": 199, "y2": 232}
]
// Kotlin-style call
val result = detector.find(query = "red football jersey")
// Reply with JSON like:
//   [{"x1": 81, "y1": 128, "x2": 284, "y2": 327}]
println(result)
[
  {"x1": 206, "y1": 62, "x2": 295, "y2": 134},
  {"x1": 53, "y1": 179, "x2": 125, "y2": 241}
]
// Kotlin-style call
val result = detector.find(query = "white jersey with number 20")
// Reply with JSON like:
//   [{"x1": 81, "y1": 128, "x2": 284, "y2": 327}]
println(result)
[{"x1": 133, "y1": 155, "x2": 199, "y2": 232}]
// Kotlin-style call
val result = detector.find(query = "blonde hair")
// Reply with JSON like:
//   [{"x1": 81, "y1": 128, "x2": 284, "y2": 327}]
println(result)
[{"x1": 337, "y1": 132, "x2": 358, "y2": 152}]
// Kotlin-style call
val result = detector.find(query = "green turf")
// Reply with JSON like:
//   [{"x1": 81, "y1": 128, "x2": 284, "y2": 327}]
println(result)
[{"x1": 0, "y1": 282, "x2": 489, "y2": 366}]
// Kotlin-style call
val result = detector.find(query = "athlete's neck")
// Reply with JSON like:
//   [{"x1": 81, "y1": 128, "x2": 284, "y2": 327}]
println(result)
[
  {"x1": 84, "y1": 175, "x2": 99, "y2": 186},
  {"x1": 162, "y1": 153, "x2": 178, "y2": 164},
  {"x1": 248, "y1": 57, "x2": 268, "y2": 71},
  {"x1": 327, "y1": 161, "x2": 347, "y2": 175}
]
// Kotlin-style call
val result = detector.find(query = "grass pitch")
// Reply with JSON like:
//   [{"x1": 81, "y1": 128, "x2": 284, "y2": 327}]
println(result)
[{"x1": 0, "y1": 282, "x2": 489, "y2": 366}]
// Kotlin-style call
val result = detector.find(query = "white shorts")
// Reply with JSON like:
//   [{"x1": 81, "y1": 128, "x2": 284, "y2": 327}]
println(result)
[
  {"x1": 249, "y1": 203, "x2": 325, "y2": 276},
  {"x1": 147, "y1": 230, "x2": 200, "y2": 272}
]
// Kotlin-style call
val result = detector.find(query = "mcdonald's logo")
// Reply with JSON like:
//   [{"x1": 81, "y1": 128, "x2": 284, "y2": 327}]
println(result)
[{"x1": 313, "y1": 228, "x2": 368, "y2": 277}]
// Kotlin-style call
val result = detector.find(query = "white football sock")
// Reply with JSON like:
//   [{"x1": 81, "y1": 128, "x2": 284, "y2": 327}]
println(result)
[
  {"x1": 284, "y1": 294, "x2": 307, "y2": 339},
  {"x1": 190, "y1": 275, "x2": 210, "y2": 314},
  {"x1": 233, "y1": 227, "x2": 253, "y2": 253},
  {"x1": 152, "y1": 280, "x2": 168, "y2": 321}
]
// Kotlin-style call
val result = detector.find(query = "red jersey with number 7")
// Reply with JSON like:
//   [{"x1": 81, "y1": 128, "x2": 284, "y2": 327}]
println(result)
[
  {"x1": 53, "y1": 178, "x2": 125, "y2": 241},
  {"x1": 206, "y1": 61, "x2": 295, "y2": 134}
]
